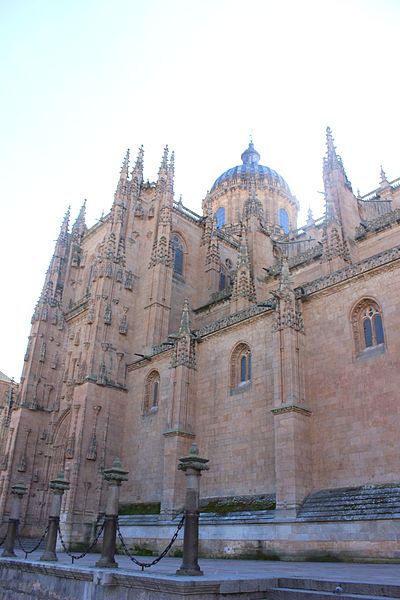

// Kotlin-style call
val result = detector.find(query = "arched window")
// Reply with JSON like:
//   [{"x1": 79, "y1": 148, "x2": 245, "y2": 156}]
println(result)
[
  {"x1": 172, "y1": 235, "x2": 184, "y2": 276},
  {"x1": 143, "y1": 370, "x2": 160, "y2": 415},
  {"x1": 216, "y1": 207, "x2": 225, "y2": 229},
  {"x1": 279, "y1": 208, "x2": 289, "y2": 234},
  {"x1": 351, "y1": 298, "x2": 385, "y2": 356},
  {"x1": 230, "y1": 343, "x2": 251, "y2": 391},
  {"x1": 219, "y1": 266, "x2": 231, "y2": 291}
]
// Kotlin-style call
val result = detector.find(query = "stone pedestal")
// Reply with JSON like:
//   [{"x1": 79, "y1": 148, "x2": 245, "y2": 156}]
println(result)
[
  {"x1": 95, "y1": 458, "x2": 128, "y2": 568},
  {"x1": 2, "y1": 482, "x2": 27, "y2": 557},
  {"x1": 40, "y1": 472, "x2": 70, "y2": 562},
  {"x1": 176, "y1": 444, "x2": 209, "y2": 577}
]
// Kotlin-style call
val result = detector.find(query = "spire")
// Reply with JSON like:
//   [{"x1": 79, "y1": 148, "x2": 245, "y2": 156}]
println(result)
[
  {"x1": 114, "y1": 149, "x2": 130, "y2": 203},
  {"x1": 70, "y1": 201, "x2": 87, "y2": 267},
  {"x1": 159, "y1": 145, "x2": 169, "y2": 175},
  {"x1": 306, "y1": 207, "x2": 314, "y2": 226},
  {"x1": 72, "y1": 200, "x2": 87, "y2": 235},
  {"x1": 58, "y1": 206, "x2": 71, "y2": 246},
  {"x1": 380, "y1": 165, "x2": 389, "y2": 186},
  {"x1": 323, "y1": 127, "x2": 352, "y2": 190},
  {"x1": 121, "y1": 149, "x2": 130, "y2": 178},
  {"x1": 131, "y1": 145, "x2": 144, "y2": 180},
  {"x1": 167, "y1": 151, "x2": 175, "y2": 195},
  {"x1": 130, "y1": 146, "x2": 144, "y2": 196}
]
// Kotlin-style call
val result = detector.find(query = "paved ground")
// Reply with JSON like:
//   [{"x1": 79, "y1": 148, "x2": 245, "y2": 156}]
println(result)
[{"x1": 3, "y1": 548, "x2": 400, "y2": 585}]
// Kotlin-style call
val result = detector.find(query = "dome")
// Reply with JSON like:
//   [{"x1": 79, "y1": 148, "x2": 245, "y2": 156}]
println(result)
[{"x1": 211, "y1": 141, "x2": 290, "y2": 194}]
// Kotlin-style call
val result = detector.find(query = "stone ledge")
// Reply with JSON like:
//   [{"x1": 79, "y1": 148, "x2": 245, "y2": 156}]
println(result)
[{"x1": 271, "y1": 404, "x2": 311, "y2": 416}]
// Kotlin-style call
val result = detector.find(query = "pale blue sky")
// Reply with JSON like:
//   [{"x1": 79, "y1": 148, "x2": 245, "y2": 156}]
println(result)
[{"x1": 1, "y1": 0, "x2": 399, "y2": 379}]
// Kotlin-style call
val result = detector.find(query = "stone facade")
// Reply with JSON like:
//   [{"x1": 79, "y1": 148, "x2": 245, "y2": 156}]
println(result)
[{"x1": 1, "y1": 130, "x2": 400, "y2": 558}]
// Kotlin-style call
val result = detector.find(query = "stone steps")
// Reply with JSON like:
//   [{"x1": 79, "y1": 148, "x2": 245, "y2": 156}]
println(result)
[
  {"x1": 263, "y1": 578, "x2": 400, "y2": 600},
  {"x1": 298, "y1": 484, "x2": 400, "y2": 521}
]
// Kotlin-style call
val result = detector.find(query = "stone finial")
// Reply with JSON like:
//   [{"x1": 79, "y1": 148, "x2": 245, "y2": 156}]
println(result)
[
  {"x1": 159, "y1": 145, "x2": 169, "y2": 173},
  {"x1": 131, "y1": 145, "x2": 144, "y2": 180},
  {"x1": 103, "y1": 458, "x2": 129, "y2": 483},
  {"x1": 380, "y1": 165, "x2": 389, "y2": 186},
  {"x1": 178, "y1": 444, "x2": 209, "y2": 472},
  {"x1": 120, "y1": 149, "x2": 130, "y2": 176},
  {"x1": 49, "y1": 471, "x2": 70, "y2": 493}
]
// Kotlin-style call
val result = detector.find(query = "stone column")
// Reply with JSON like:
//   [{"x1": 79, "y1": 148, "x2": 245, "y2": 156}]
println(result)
[
  {"x1": 2, "y1": 482, "x2": 27, "y2": 557},
  {"x1": 95, "y1": 458, "x2": 128, "y2": 568},
  {"x1": 176, "y1": 443, "x2": 209, "y2": 576},
  {"x1": 40, "y1": 472, "x2": 70, "y2": 561}
]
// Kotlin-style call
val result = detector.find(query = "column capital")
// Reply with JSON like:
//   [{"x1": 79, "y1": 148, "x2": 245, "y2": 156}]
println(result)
[
  {"x1": 11, "y1": 482, "x2": 28, "y2": 498},
  {"x1": 49, "y1": 471, "x2": 70, "y2": 494}
]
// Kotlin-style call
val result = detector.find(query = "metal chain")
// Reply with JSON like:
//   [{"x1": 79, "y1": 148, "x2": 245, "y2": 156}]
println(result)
[
  {"x1": 57, "y1": 521, "x2": 105, "y2": 563},
  {"x1": 0, "y1": 531, "x2": 7, "y2": 547},
  {"x1": 116, "y1": 514, "x2": 184, "y2": 571},
  {"x1": 17, "y1": 525, "x2": 49, "y2": 558}
]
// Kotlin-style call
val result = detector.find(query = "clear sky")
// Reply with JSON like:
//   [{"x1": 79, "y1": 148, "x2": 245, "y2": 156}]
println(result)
[{"x1": 0, "y1": 0, "x2": 399, "y2": 380}]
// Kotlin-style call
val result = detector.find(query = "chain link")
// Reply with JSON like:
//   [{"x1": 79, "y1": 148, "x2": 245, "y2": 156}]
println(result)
[
  {"x1": 57, "y1": 521, "x2": 105, "y2": 563},
  {"x1": 116, "y1": 514, "x2": 184, "y2": 571},
  {"x1": 17, "y1": 525, "x2": 49, "y2": 557}
]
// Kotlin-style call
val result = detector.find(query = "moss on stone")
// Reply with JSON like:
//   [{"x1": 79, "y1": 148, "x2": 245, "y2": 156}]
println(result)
[
  {"x1": 200, "y1": 494, "x2": 275, "y2": 514},
  {"x1": 118, "y1": 502, "x2": 161, "y2": 515}
]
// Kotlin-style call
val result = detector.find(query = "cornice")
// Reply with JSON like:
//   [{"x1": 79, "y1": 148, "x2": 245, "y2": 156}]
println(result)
[{"x1": 298, "y1": 244, "x2": 400, "y2": 298}]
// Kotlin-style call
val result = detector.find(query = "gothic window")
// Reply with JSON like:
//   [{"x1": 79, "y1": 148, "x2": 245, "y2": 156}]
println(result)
[
  {"x1": 219, "y1": 267, "x2": 231, "y2": 291},
  {"x1": 279, "y1": 208, "x2": 289, "y2": 234},
  {"x1": 216, "y1": 207, "x2": 225, "y2": 229},
  {"x1": 143, "y1": 370, "x2": 160, "y2": 415},
  {"x1": 352, "y1": 298, "x2": 385, "y2": 356},
  {"x1": 230, "y1": 343, "x2": 251, "y2": 391},
  {"x1": 172, "y1": 235, "x2": 184, "y2": 276}
]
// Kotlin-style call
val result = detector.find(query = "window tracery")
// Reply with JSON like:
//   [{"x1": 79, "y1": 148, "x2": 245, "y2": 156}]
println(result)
[
  {"x1": 172, "y1": 234, "x2": 184, "y2": 276},
  {"x1": 352, "y1": 298, "x2": 385, "y2": 356},
  {"x1": 230, "y1": 343, "x2": 251, "y2": 391}
]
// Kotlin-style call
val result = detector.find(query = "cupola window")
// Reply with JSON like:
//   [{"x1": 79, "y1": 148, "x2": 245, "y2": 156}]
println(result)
[
  {"x1": 216, "y1": 207, "x2": 225, "y2": 229},
  {"x1": 279, "y1": 208, "x2": 289, "y2": 234}
]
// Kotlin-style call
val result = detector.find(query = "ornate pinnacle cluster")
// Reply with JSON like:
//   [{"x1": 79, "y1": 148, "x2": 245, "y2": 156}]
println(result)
[
  {"x1": 171, "y1": 299, "x2": 196, "y2": 369},
  {"x1": 231, "y1": 227, "x2": 256, "y2": 303},
  {"x1": 272, "y1": 254, "x2": 304, "y2": 332},
  {"x1": 149, "y1": 146, "x2": 175, "y2": 268},
  {"x1": 201, "y1": 194, "x2": 213, "y2": 246},
  {"x1": 243, "y1": 174, "x2": 264, "y2": 221},
  {"x1": 321, "y1": 223, "x2": 351, "y2": 264},
  {"x1": 205, "y1": 220, "x2": 220, "y2": 268}
]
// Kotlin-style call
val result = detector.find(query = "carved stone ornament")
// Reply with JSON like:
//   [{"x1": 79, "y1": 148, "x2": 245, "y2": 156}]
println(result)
[{"x1": 103, "y1": 457, "x2": 129, "y2": 483}]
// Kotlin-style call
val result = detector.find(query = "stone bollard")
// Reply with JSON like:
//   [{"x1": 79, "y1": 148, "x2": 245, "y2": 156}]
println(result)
[
  {"x1": 40, "y1": 471, "x2": 70, "y2": 561},
  {"x1": 95, "y1": 458, "x2": 128, "y2": 568},
  {"x1": 176, "y1": 443, "x2": 209, "y2": 576},
  {"x1": 2, "y1": 482, "x2": 27, "y2": 557}
]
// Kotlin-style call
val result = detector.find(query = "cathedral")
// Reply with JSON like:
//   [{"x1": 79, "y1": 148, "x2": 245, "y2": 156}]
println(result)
[{"x1": 1, "y1": 129, "x2": 399, "y2": 560}]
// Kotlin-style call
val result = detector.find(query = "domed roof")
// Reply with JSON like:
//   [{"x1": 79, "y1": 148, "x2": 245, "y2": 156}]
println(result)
[{"x1": 211, "y1": 141, "x2": 290, "y2": 193}]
